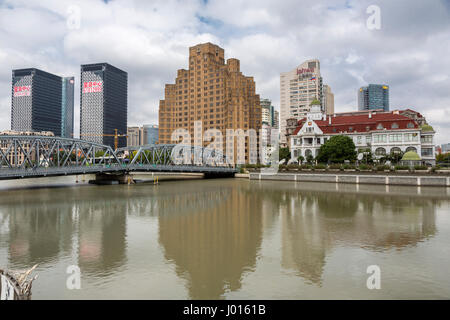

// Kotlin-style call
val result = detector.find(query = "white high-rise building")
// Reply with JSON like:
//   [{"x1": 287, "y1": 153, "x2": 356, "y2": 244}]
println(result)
[{"x1": 280, "y1": 59, "x2": 323, "y2": 145}]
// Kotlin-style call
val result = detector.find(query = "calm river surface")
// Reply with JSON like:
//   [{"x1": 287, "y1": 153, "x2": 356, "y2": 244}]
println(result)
[{"x1": 0, "y1": 177, "x2": 449, "y2": 299}]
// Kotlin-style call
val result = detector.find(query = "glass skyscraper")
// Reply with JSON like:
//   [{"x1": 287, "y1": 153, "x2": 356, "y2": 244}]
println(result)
[
  {"x1": 358, "y1": 84, "x2": 389, "y2": 112},
  {"x1": 80, "y1": 63, "x2": 128, "y2": 149},
  {"x1": 144, "y1": 124, "x2": 159, "y2": 144},
  {"x1": 11, "y1": 68, "x2": 63, "y2": 136},
  {"x1": 61, "y1": 77, "x2": 74, "y2": 138}
]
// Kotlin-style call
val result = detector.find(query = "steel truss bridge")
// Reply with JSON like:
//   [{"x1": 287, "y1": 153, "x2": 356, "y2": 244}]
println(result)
[{"x1": 0, "y1": 136, "x2": 236, "y2": 180}]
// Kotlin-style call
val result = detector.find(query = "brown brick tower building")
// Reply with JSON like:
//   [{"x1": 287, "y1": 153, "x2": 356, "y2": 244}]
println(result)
[{"x1": 158, "y1": 43, "x2": 261, "y2": 164}]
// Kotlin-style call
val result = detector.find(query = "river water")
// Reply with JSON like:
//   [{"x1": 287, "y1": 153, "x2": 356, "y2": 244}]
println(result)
[{"x1": 0, "y1": 177, "x2": 449, "y2": 299}]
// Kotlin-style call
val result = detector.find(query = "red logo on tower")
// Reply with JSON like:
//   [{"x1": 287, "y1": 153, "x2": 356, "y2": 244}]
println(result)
[
  {"x1": 83, "y1": 81, "x2": 103, "y2": 93},
  {"x1": 13, "y1": 86, "x2": 31, "y2": 97}
]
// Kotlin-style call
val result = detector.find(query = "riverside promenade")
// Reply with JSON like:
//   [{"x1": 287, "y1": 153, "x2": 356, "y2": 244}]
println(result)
[{"x1": 249, "y1": 171, "x2": 450, "y2": 187}]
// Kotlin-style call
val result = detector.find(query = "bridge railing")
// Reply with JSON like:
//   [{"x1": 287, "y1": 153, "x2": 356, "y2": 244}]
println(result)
[
  {"x1": 0, "y1": 137, "x2": 235, "y2": 177},
  {"x1": 115, "y1": 144, "x2": 233, "y2": 168},
  {"x1": 0, "y1": 135, "x2": 122, "y2": 171}
]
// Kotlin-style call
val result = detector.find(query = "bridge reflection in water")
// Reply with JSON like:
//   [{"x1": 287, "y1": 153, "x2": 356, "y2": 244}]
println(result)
[{"x1": 0, "y1": 179, "x2": 447, "y2": 299}]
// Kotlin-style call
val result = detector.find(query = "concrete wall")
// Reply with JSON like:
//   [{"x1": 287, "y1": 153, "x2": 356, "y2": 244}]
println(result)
[{"x1": 249, "y1": 173, "x2": 450, "y2": 187}]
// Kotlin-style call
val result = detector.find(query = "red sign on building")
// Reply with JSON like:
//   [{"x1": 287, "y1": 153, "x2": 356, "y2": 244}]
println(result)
[
  {"x1": 13, "y1": 86, "x2": 31, "y2": 97},
  {"x1": 83, "y1": 81, "x2": 103, "y2": 93}
]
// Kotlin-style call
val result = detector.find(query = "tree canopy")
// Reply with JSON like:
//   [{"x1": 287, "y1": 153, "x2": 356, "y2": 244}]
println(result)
[
  {"x1": 316, "y1": 135, "x2": 357, "y2": 163},
  {"x1": 279, "y1": 147, "x2": 291, "y2": 161}
]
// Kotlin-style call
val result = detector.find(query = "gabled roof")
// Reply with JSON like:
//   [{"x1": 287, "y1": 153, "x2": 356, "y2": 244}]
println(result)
[{"x1": 293, "y1": 112, "x2": 419, "y2": 135}]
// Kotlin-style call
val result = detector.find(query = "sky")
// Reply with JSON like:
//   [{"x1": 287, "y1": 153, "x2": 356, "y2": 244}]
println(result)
[{"x1": 0, "y1": 0, "x2": 449, "y2": 144}]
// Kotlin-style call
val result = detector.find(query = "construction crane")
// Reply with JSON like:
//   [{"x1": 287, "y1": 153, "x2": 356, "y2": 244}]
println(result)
[{"x1": 73, "y1": 129, "x2": 127, "y2": 150}]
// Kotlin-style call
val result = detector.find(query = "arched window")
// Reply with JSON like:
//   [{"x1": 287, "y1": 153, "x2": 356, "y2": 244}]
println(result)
[
  {"x1": 375, "y1": 147, "x2": 386, "y2": 156},
  {"x1": 390, "y1": 147, "x2": 402, "y2": 154},
  {"x1": 406, "y1": 146, "x2": 417, "y2": 153},
  {"x1": 391, "y1": 123, "x2": 399, "y2": 129},
  {"x1": 305, "y1": 149, "x2": 312, "y2": 157},
  {"x1": 377, "y1": 123, "x2": 384, "y2": 130},
  {"x1": 407, "y1": 122, "x2": 414, "y2": 128}
]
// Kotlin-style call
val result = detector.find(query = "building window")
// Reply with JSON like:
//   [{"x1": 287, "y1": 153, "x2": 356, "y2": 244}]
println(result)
[
  {"x1": 305, "y1": 149, "x2": 312, "y2": 157},
  {"x1": 389, "y1": 134, "x2": 402, "y2": 142},
  {"x1": 373, "y1": 134, "x2": 387, "y2": 143},
  {"x1": 407, "y1": 122, "x2": 415, "y2": 128},
  {"x1": 406, "y1": 146, "x2": 417, "y2": 153},
  {"x1": 404, "y1": 133, "x2": 418, "y2": 142},
  {"x1": 391, "y1": 123, "x2": 399, "y2": 129},
  {"x1": 376, "y1": 123, "x2": 384, "y2": 130},
  {"x1": 421, "y1": 148, "x2": 433, "y2": 157},
  {"x1": 375, "y1": 147, "x2": 386, "y2": 156},
  {"x1": 421, "y1": 135, "x2": 433, "y2": 143}
]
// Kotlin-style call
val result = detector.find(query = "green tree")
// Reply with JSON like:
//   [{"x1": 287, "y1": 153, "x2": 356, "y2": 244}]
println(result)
[
  {"x1": 437, "y1": 152, "x2": 450, "y2": 163},
  {"x1": 316, "y1": 135, "x2": 357, "y2": 163},
  {"x1": 297, "y1": 155, "x2": 305, "y2": 164},
  {"x1": 279, "y1": 147, "x2": 290, "y2": 162}
]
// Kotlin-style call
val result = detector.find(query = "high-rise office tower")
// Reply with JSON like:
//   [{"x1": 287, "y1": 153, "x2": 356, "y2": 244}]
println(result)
[
  {"x1": 358, "y1": 84, "x2": 389, "y2": 112},
  {"x1": 144, "y1": 124, "x2": 159, "y2": 144},
  {"x1": 158, "y1": 43, "x2": 261, "y2": 163},
  {"x1": 273, "y1": 110, "x2": 279, "y2": 129},
  {"x1": 261, "y1": 98, "x2": 274, "y2": 126},
  {"x1": 80, "y1": 63, "x2": 128, "y2": 149},
  {"x1": 61, "y1": 77, "x2": 74, "y2": 138},
  {"x1": 323, "y1": 85, "x2": 335, "y2": 115},
  {"x1": 11, "y1": 68, "x2": 65, "y2": 136},
  {"x1": 280, "y1": 59, "x2": 323, "y2": 145}
]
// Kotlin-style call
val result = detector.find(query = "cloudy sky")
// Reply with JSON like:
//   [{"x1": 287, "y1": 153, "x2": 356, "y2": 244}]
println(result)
[{"x1": 0, "y1": 0, "x2": 449, "y2": 144}]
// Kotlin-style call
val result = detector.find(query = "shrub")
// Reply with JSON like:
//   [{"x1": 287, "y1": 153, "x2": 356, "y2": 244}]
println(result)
[
  {"x1": 376, "y1": 165, "x2": 390, "y2": 171},
  {"x1": 431, "y1": 165, "x2": 441, "y2": 172},
  {"x1": 239, "y1": 167, "x2": 245, "y2": 173},
  {"x1": 329, "y1": 163, "x2": 342, "y2": 170},
  {"x1": 358, "y1": 164, "x2": 372, "y2": 171},
  {"x1": 279, "y1": 164, "x2": 287, "y2": 170},
  {"x1": 394, "y1": 165, "x2": 410, "y2": 171},
  {"x1": 342, "y1": 164, "x2": 356, "y2": 170},
  {"x1": 301, "y1": 164, "x2": 313, "y2": 169},
  {"x1": 314, "y1": 164, "x2": 327, "y2": 170},
  {"x1": 414, "y1": 165, "x2": 428, "y2": 171},
  {"x1": 287, "y1": 164, "x2": 299, "y2": 170}
]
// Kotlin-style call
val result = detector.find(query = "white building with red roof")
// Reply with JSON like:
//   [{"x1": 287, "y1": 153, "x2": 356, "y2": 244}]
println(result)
[{"x1": 289, "y1": 106, "x2": 436, "y2": 165}]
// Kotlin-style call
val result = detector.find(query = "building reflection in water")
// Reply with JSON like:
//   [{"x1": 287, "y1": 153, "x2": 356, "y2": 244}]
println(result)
[
  {"x1": 255, "y1": 182, "x2": 439, "y2": 286},
  {"x1": 0, "y1": 187, "x2": 128, "y2": 275},
  {"x1": 0, "y1": 179, "x2": 444, "y2": 298},
  {"x1": 157, "y1": 182, "x2": 263, "y2": 299}
]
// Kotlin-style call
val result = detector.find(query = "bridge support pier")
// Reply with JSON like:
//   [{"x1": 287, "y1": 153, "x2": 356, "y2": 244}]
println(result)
[
  {"x1": 204, "y1": 172, "x2": 236, "y2": 179},
  {"x1": 90, "y1": 173, "x2": 135, "y2": 185}
]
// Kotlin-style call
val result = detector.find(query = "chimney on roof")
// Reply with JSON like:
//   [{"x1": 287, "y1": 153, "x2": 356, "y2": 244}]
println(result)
[
  {"x1": 369, "y1": 112, "x2": 372, "y2": 119},
  {"x1": 328, "y1": 116, "x2": 331, "y2": 125}
]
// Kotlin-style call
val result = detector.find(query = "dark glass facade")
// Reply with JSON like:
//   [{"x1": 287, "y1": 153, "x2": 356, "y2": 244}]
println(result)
[
  {"x1": 11, "y1": 68, "x2": 63, "y2": 136},
  {"x1": 144, "y1": 124, "x2": 159, "y2": 144},
  {"x1": 358, "y1": 84, "x2": 389, "y2": 112},
  {"x1": 62, "y1": 77, "x2": 75, "y2": 138},
  {"x1": 80, "y1": 63, "x2": 127, "y2": 149}
]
